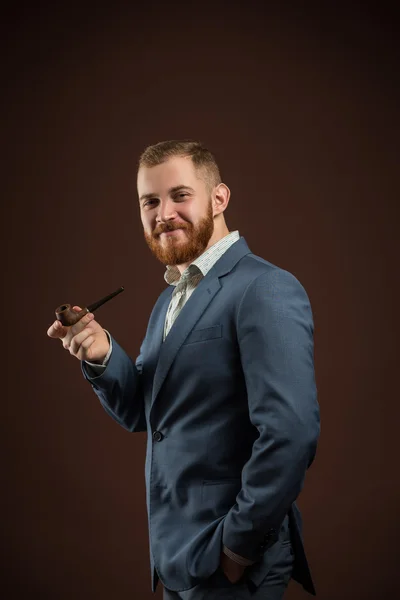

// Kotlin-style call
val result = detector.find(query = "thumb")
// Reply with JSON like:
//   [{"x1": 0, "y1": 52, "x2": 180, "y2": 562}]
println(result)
[
  {"x1": 47, "y1": 306, "x2": 83, "y2": 338},
  {"x1": 47, "y1": 319, "x2": 68, "y2": 338}
]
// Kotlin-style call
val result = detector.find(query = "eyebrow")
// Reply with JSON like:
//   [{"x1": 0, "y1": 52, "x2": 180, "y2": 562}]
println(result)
[{"x1": 139, "y1": 185, "x2": 195, "y2": 203}]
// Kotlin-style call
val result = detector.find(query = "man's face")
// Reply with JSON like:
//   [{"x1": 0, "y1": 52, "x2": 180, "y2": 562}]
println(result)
[{"x1": 137, "y1": 156, "x2": 215, "y2": 267}]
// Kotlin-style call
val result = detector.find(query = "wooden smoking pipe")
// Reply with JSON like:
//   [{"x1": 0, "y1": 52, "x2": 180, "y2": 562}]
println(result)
[{"x1": 55, "y1": 286, "x2": 125, "y2": 326}]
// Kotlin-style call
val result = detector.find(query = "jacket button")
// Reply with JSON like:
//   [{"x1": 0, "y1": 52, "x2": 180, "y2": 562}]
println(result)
[{"x1": 153, "y1": 431, "x2": 163, "y2": 442}]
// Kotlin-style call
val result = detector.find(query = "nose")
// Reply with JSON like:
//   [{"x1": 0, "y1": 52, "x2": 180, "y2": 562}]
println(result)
[{"x1": 156, "y1": 198, "x2": 178, "y2": 223}]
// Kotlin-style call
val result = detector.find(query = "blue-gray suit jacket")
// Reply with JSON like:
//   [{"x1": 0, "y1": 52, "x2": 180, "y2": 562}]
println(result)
[{"x1": 81, "y1": 236, "x2": 320, "y2": 595}]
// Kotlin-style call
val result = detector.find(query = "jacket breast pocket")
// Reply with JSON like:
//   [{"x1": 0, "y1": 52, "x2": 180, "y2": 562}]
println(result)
[
  {"x1": 183, "y1": 324, "x2": 223, "y2": 345},
  {"x1": 201, "y1": 478, "x2": 241, "y2": 520}
]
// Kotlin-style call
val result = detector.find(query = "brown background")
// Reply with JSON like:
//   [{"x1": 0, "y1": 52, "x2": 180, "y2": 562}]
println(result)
[{"x1": 2, "y1": 2, "x2": 399, "y2": 599}]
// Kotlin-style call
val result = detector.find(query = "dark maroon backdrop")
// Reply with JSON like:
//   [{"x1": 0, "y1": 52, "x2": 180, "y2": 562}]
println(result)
[{"x1": 2, "y1": 3, "x2": 398, "y2": 599}]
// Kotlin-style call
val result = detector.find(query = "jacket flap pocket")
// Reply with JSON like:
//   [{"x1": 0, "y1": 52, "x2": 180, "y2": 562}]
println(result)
[{"x1": 183, "y1": 324, "x2": 222, "y2": 345}]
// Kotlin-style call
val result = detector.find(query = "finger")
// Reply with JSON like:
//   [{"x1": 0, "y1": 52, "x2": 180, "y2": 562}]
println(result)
[
  {"x1": 62, "y1": 314, "x2": 95, "y2": 349},
  {"x1": 47, "y1": 320, "x2": 67, "y2": 339},
  {"x1": 69, "y1": 311, "x2": 95, "y2": 337},
  {"x1": 48, "y1": 306, "x2": 85, "y2": 340},
  {"x1": 70, "y1": 330, "x2": 97, "y2": 360},
  {"x1": 69, "y1": 326, "x2": 95, "y2": 354}
]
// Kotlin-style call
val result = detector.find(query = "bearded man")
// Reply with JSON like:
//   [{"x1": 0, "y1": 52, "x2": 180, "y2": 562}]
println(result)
[{"x1": 48, "y1": 140, "x2": 320, "y2": 600}]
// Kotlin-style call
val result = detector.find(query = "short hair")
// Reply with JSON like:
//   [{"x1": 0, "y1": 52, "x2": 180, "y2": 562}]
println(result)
[{"x1": 138, "y1": 140, "x2": 221, "y2": 192}]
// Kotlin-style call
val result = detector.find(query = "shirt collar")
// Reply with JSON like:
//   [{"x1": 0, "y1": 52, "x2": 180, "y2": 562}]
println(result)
[{"x1": 164, "y1": 230, "x2": 240, "y2": 286}]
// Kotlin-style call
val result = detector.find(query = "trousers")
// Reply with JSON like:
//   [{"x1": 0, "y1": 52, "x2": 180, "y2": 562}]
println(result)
[{"x1": 163, "y1": 539, "x2": 294, "y2": 600}]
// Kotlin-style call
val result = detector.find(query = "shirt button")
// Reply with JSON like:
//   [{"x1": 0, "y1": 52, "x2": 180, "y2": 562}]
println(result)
[{"x1": 152, "y1": 431, "x2": 163, "y2": 442}]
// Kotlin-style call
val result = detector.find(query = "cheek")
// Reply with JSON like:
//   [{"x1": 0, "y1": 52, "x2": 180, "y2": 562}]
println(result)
[
  {"x1": 140, "y1": 214, "x2": 152, "y2": 232},
  {"x1": 179, "y1": 207, "x2": 193, "y2": 223}
]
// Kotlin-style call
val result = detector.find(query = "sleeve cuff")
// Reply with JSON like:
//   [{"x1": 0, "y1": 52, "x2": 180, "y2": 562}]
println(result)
[{"x1": 222, "y1": 545, "x2": 255, "y2": 566}]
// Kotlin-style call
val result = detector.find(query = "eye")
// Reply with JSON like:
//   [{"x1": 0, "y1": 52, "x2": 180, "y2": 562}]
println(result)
[{"x1": 144, "y1": 199, "x2": 157, "y2": 207}]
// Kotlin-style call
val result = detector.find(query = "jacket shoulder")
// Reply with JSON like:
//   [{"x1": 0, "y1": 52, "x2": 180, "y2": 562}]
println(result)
[{"x1": 237, "y1": 252, "x2": 307, "y2": 291}]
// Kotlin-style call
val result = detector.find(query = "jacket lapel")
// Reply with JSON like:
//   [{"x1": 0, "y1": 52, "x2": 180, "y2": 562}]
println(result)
[
  {"x1": 150, "y1": 276, "x2": 222, "y2": 413},
  {"x1": 148, "y1": 236, "x2": 252, "y2": 415},
  {"x1": 142, "y1": 288, "x2": 172, "y2": 389}
]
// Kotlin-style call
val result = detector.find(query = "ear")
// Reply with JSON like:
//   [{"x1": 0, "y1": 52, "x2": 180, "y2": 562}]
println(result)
[{"x1": 213, "y1": 183, "x2": 231, "y2": 215}]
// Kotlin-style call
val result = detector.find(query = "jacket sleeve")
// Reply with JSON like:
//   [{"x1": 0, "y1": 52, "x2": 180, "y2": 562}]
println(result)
[
  {"x1": 222, "y1": 268, "x2": 320, "y2": 562},
  {"x1": 81, "y1": 335, "x2": 147, "y2": 433}
]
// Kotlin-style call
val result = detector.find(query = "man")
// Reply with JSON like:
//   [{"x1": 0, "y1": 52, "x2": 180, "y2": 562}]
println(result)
[{"x1": 47, "y1": 140, "x2": 320, "y2": 599}]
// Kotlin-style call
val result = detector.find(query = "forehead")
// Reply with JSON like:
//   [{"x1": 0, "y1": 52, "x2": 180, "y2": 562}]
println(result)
[{"x1": 137, "y1": 156, "x2": 201, "y2": 193}]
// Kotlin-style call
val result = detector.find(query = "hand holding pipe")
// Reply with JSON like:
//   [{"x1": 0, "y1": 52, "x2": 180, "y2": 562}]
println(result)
[{"x1": 55, "y1": 286, "x2": 124, "y2": 326}]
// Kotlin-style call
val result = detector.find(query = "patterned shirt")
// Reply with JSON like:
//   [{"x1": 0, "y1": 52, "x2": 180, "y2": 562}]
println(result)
[{"x1": 162, "y1": 230, "x2": 240, "y2": 340}]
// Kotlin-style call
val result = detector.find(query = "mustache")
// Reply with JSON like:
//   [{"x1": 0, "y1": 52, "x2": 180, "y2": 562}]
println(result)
[{"x1": 154, "y1": 223, "x2": 189, "y2": 236}]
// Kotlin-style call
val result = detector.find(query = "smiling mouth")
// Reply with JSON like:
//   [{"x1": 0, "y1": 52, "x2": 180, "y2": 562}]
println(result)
[{"x1": 160, "y1": 229, "x2": 183, "y2": 236}]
